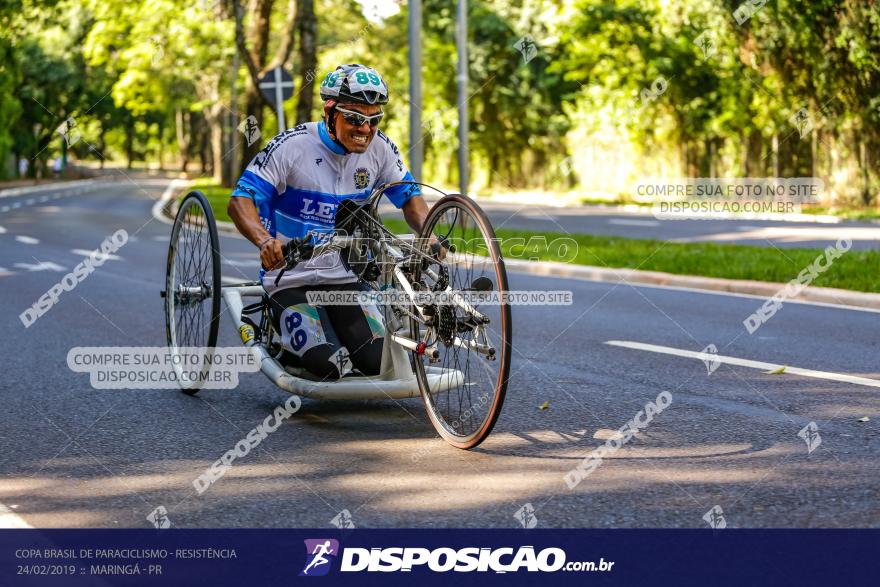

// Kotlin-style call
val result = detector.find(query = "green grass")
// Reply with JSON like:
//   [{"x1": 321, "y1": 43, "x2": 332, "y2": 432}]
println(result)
[
  {"x1": 185, "y1": 181, "x2": 880, "y2": 293},
  {"x1": 191, "y1": 178, "x2": 234, "y2": 223}
]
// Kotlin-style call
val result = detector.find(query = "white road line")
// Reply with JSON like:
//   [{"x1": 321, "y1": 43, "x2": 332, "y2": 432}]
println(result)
[
  {"x1": 15, "y1": 235, "x2": 39, "y2": 244},
  {"x1": 607, "y1": 219, "x2": 661, "y2": 227},
  {"x1": 222, "y1": 259, "x2": 257, "y2": 267},
  {"x1": 150, "y1": 178, "x2": 191, "y2": 226},
  {"x1": 605, "y1": 340, "x2": 880, "y2": 389},
  {"x1": 0, "y1": 503, "x2": 32, "y2": 529},
  {"x1": 14, "y1": 261, "x2": 66, "y2": 272},
  {"x1": 70, "y1": 248, "x2": 121, "y2": 261},
  {"x1": 0, "y1": 225, "x2": 5, "y2": 234}
]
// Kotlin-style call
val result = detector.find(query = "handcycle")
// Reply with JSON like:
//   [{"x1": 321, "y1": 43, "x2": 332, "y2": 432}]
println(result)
[{"x1": 162, "y1": 182, "x2": 511, "y2": 449}]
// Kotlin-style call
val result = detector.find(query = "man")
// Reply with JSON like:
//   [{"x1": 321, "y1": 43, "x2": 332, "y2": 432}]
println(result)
[{"x1": 228, "y1": 64, "x2": 430, "y2": 380}]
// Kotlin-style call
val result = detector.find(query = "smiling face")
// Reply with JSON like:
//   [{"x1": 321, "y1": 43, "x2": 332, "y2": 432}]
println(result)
[{"x1": 331, "y1": 103, "x2": 381, "y2": 153}]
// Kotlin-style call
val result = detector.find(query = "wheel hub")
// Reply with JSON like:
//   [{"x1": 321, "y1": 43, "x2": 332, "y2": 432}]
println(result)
[{"x1": 175, "y1": 281, "x2": 211, "y2": 305}]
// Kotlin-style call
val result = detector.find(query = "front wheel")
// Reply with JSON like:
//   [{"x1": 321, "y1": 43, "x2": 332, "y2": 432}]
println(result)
[
  {"x1": 411, "y1": 194, "x2": 512, "y2": 449},
  {"x1": 164, "y1": 190, "x2": 222, "y2": 395}
]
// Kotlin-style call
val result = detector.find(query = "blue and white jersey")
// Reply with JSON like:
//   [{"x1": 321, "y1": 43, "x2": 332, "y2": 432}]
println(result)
[{"x1": 231, "y1": 121, "x2": 420, "y2": 291}]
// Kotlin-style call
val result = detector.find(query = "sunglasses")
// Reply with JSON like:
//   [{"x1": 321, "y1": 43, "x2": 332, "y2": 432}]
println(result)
[{"x1": 336, "y1": 106, "x2": 384, "y2": 128}]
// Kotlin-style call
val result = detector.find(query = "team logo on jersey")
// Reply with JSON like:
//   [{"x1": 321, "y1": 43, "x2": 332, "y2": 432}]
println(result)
[
  {"x1": 234, "y1": 182, "x2": 257, "y2": 198},
  {"x1": 353, "y1": 168, "x2": 370, "y2": 190}
]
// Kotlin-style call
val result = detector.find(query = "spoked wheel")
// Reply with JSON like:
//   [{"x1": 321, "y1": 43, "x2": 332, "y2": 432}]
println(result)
[
  {"x1": 163, "y1": 190, "x2": 221, "y2": 395},
  {"x1": 411, "y1": 194, "x2": 512, "y2": 449}
]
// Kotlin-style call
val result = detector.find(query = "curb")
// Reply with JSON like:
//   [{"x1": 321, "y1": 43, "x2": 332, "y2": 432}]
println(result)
[
  {"x1": 151, "y1": 178, "x2": 193, "y2": 227},
  {"x1": 502, "y1": 257, "x2": 880, "y2": 311},
  {"x1": 155, "y1": 181, "x2": 246, "y2": 235},
  {"x1": 0, "y1": 178, "x2": 111, "y2": 199},
  {"x1": 154, "y1": 183, "x2": 880, "y2": 312}
]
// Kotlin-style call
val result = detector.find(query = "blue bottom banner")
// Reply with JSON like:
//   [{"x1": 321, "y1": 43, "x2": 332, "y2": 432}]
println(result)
[{"x1": 1, "y1": 529, "x2": 877, "y2": 586}]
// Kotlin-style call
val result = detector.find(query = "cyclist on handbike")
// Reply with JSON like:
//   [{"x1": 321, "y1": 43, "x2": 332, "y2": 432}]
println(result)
[{"x1": 228, "y1": 64, "x2": 431, "y2": 380}]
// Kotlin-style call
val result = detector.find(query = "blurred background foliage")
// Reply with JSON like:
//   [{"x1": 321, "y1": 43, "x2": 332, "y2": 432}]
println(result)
[{"x1": 1, "y1": 0, "x2": 878, "y2": 204}]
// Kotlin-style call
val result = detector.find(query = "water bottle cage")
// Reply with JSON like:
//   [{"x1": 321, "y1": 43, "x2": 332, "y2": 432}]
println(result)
[{"x1": 240, "y1": 299, "x2": 268, "y2": 344}]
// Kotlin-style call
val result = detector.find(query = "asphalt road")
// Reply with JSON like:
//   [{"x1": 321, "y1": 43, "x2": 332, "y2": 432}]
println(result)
[{"x1": 0, "y1": 175, "x2": 877, "y2": 529}]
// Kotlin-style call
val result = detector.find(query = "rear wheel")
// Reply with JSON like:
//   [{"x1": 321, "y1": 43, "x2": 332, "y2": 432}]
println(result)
[
  {"x1": 164, "y1": 190, "x2": 221, "y2": 395},
  {"x1": 411, "y1": 194, "x2": 512, "y2": 449}
]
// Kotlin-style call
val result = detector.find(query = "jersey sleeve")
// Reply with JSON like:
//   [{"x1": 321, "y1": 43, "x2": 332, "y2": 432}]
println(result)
[
  {"x1": 231, "y1": 130, "x2": 301, "y2": 235},
  {"x1": 375, "y1": 129, "x2": 420, "y2": 209}
]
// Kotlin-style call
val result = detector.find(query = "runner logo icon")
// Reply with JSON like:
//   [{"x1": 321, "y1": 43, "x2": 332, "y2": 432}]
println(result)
[{"x1": 300, "y1": 539, "x2": 339, "y2": 576}]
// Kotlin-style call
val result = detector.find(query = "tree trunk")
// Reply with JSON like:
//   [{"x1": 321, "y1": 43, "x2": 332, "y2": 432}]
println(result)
[
  {"x1": 859, "y1": 137, "x2": 870, "y2": 206},
  {"x1": 205, "y1": 104, "x2": 227, "y2": 185},
  {"x1": 125, "y1": 117, "x2": 135, "y2": 170},
  {"x1": 241, "y1": 88, "x2": 266, "y2": 172},
  {"x1": 12, "y1": 149, "x2": 21, "y2": 178},
  {"x1": 488, "y1": 151, "x2": 498, "y2": 187},
  {"x1": 199, "y1": 119, "x2": 209, "y2": 175},
  {"x1": 98, "y1": 126, "x2": 106, "y2": 169},
  {"x1": 157, "y1": 119, "x2": 164, "y2": 170},
  {"x1": 744, "y1": 130, "x2": 763, "y2": 176},
  {"x1": 211, "y1": 121, "x2": 223, "y2": 184},
  {"x1": 771, "y1": 133, "x2": 779, "y2": 178},
  {"x1": 239, "y1": 0, "x2": 274, "y2": 173},
  {"x1": 708, "y1": 137, "x2": 717, "y2": 178},
  {"x1": 176, "y1": 108, "x2": 190, "y2": 173},
  {"x1": 295, "y1": 0, "x2": 317, "y2": 125}
]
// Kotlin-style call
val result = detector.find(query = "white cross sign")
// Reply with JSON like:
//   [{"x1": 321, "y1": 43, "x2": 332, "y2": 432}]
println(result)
[{"x1": 258, "y1": 67, "x2": 294, "y2": 130}]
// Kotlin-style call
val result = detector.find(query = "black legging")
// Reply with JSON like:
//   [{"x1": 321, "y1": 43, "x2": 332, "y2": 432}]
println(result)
[{"x1": 268, "y1": 282, "x2": 385, "y2": 380}]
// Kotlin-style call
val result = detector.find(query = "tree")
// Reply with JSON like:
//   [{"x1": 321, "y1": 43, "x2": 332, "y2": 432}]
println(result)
[
  {"x1": 294, "y1": 0, "x2": 317, "y2": 124},
  {"x1": 85, "y1": 0, "x2": 235, "y2": 182},
  {"x1": 233, "y1": 0, "x2": 299, "y2": 173}
]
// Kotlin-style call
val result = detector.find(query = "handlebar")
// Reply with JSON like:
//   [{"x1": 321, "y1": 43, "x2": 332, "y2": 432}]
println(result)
[
  {"x1": 273, "y1": 237, "x2": 315, "y2": 286},
  {"x1": 270, "y1": 232, "x2": 453, "y2": 286},
  {"x1": 430, "y1": 235, "x2": 455, "y2": 258}
]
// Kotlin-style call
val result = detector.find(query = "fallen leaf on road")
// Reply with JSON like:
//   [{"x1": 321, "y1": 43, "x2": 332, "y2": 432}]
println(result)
[
  {"x1": 766, "y1": 366, "x2": 786, "y2": 375},
  {"x1": 857, "y1": 416, "x2": 870, "y2": 423},
  {"x1": 539, "y1": 401, "x2": 549, "y2": 411}
]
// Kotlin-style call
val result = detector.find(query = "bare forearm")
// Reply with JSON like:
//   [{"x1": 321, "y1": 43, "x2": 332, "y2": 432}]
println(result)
[
  {"x1": 227, "y1": 197, "x2": 284, "y2": 269},
  {"x1": 228, "y1": 197, "x2": 271, "y2": 247},
  {"x1": 402, "y1": 196, "x2": 430, "y2": 235}
]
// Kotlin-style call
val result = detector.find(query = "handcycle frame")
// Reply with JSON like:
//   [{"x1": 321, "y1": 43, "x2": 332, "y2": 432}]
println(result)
[{"x1": 219, "y1": 181, "x2": 493, "y2": 401}]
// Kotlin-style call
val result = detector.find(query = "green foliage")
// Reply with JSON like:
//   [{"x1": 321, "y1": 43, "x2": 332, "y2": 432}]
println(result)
[
  {"x1": 2, "y1": 0, "x2": 877, "y2": 200},
  {"x1": 0, "y1": 39, "x2": 23, "y2": 174}
]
